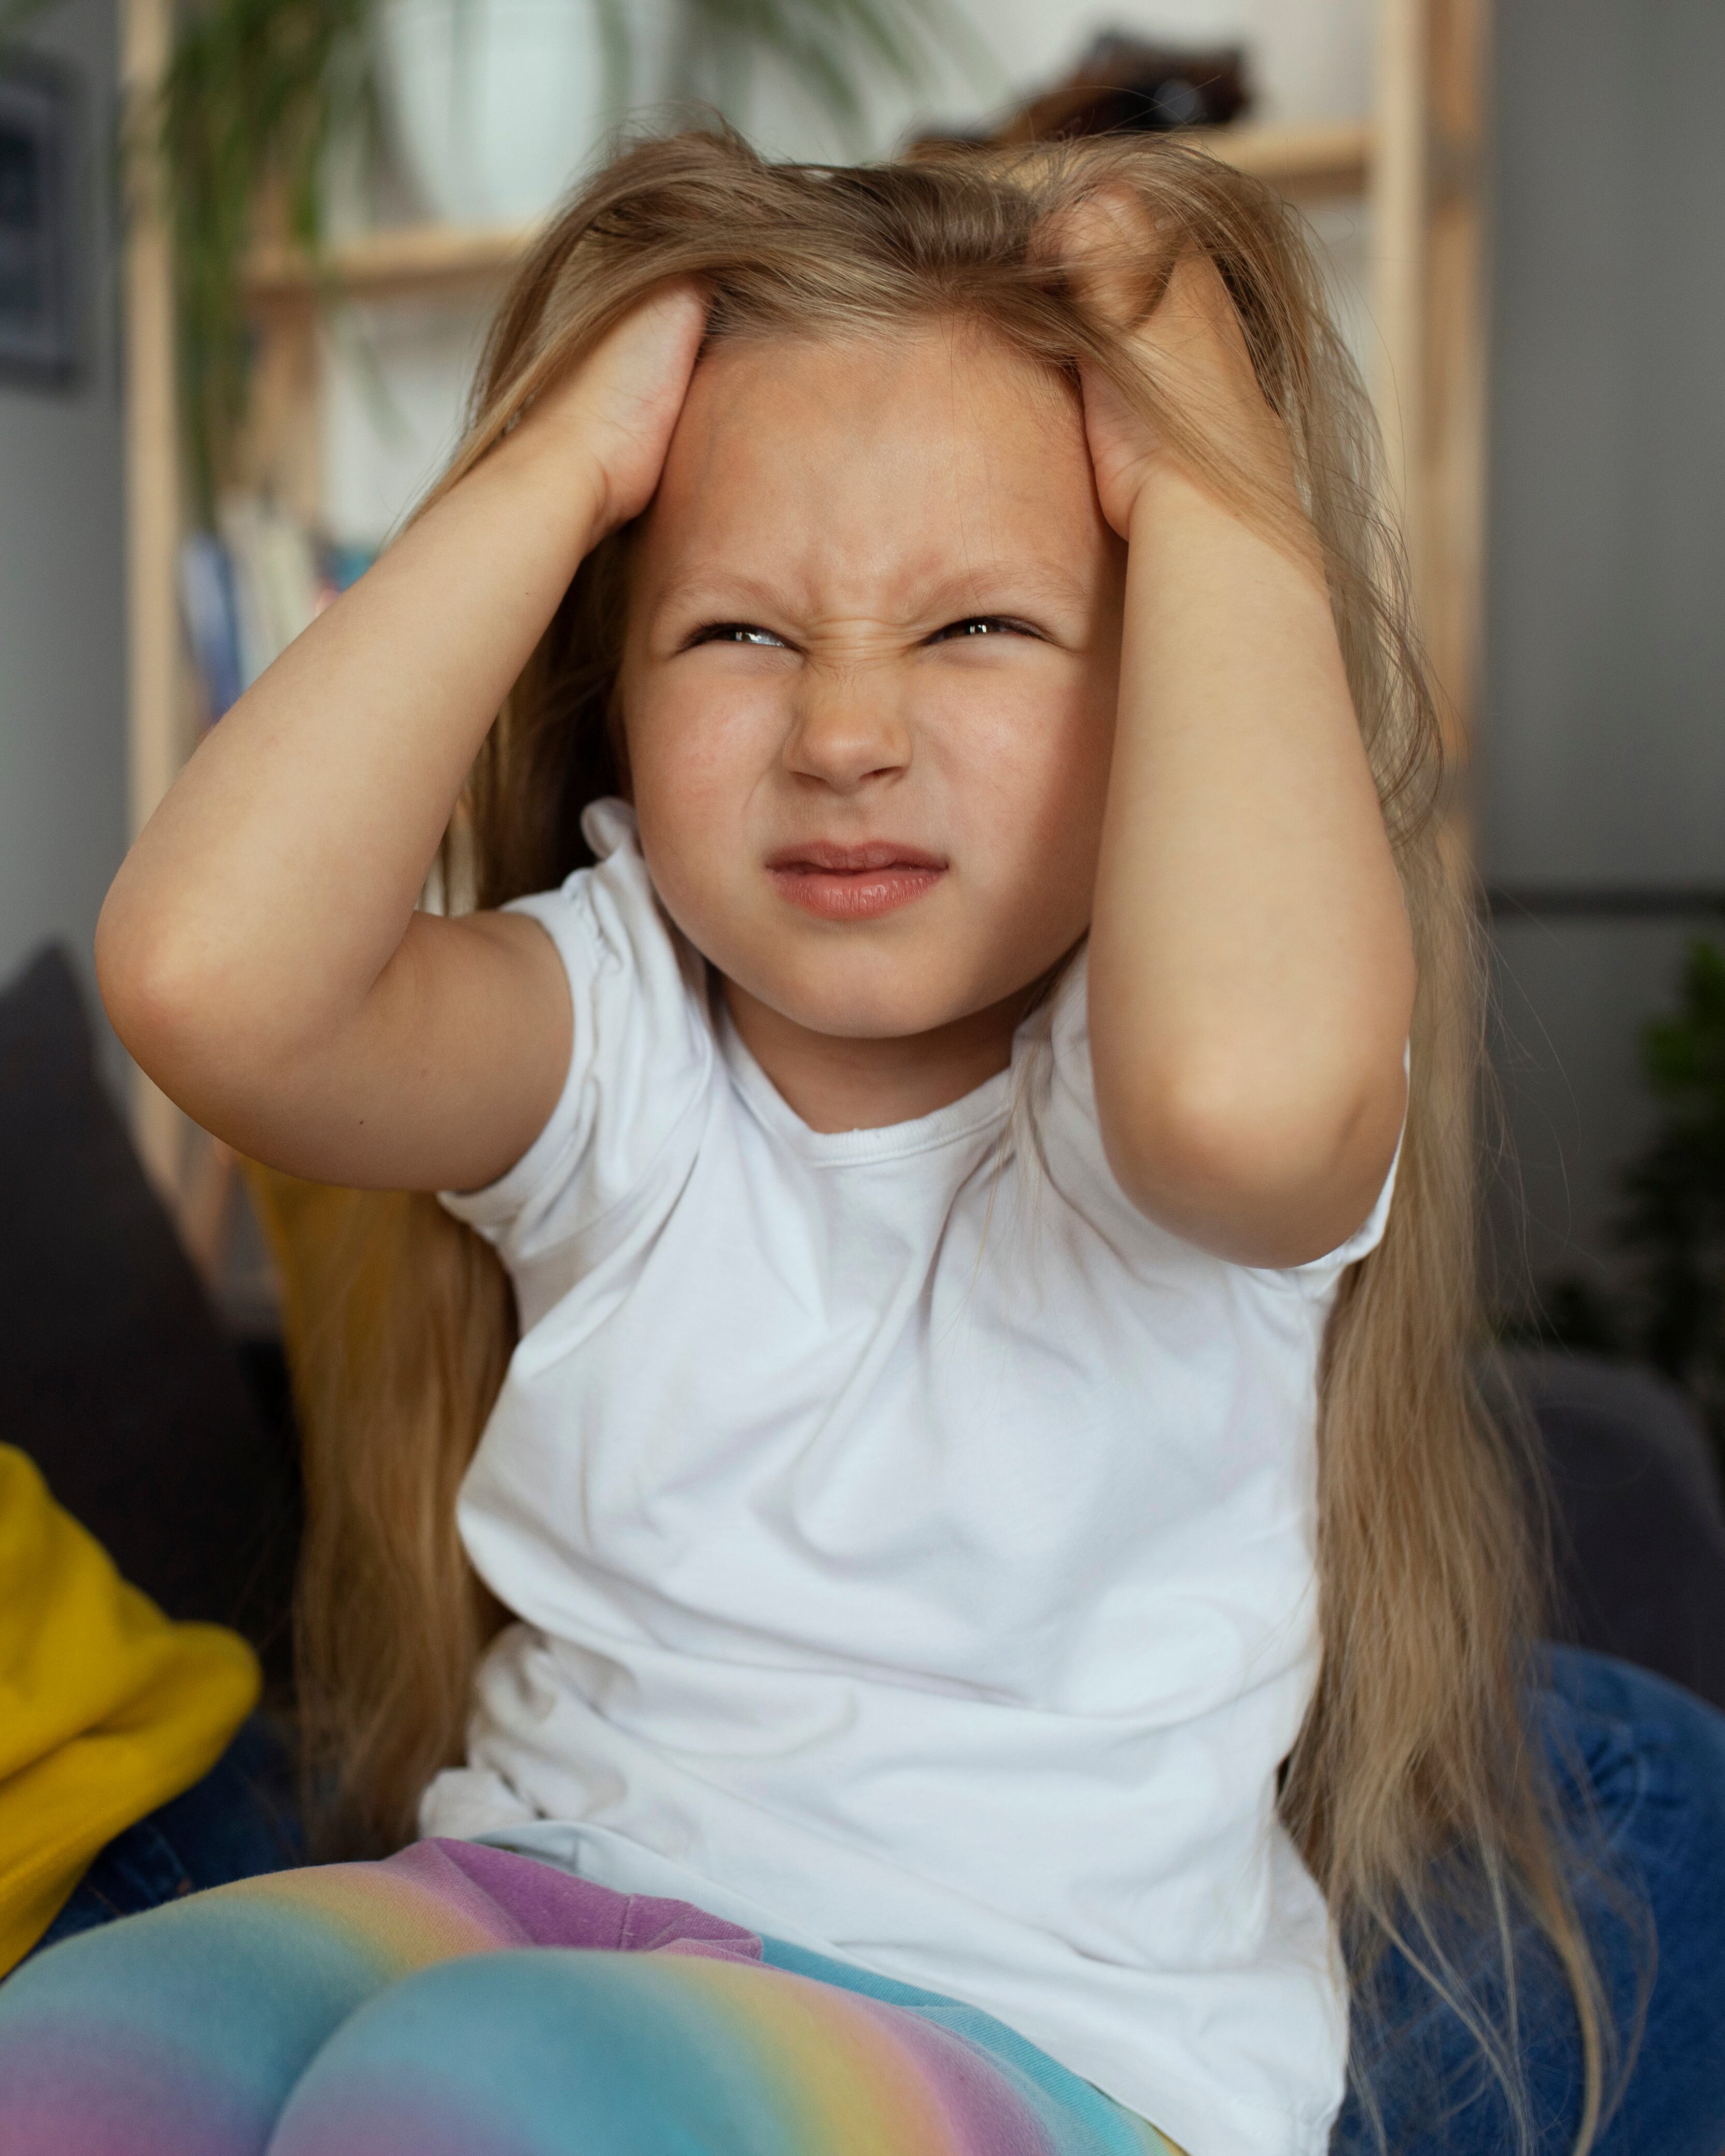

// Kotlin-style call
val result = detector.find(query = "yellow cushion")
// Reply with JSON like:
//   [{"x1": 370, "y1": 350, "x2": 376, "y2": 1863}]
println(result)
[{"x1": 0, "y1": 1443, "x2": 260, "y2": 1974}]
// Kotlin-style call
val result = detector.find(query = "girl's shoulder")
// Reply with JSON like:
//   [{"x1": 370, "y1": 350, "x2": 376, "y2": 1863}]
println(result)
[
  {"x1": 442, "y1": 800, "x2": 715, "y2": 1292},
  {"x1": 504, "y1": 799, "x2": 706, "y2": 1026}
]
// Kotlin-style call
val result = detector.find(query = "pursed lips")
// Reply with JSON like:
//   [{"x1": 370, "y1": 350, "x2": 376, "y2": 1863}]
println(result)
[{"x1": 763, "y1": 840, "x2": 947, "y2": 920}]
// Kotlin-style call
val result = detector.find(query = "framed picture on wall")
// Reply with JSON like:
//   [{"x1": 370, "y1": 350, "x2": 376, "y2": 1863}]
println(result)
[{"x1": 0, "y1": 51, "x2": 77, "y2": 386}]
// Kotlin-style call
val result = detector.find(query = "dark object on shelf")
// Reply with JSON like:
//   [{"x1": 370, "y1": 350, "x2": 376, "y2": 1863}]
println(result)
[
  {"x1": 0, "y1": 945, "x2": 301, "y2": 1696},
  {"x1": 920, "y1": 35, "x2": 1251, "y2": 149},
  {"x1": 0, "y1": 48, "x2": 78, "y2": 386}
]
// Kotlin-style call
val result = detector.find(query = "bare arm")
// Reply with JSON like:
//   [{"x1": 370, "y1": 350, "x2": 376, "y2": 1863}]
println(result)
[
  {"x1": 97, "y1": 282, "x2": 708, "y2": 1193},
  {"x1": 1073, "y1": 212, "x2": 1416, "y2": 1267}
]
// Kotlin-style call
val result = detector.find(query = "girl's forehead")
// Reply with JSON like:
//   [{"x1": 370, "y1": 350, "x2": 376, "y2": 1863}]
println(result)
[
  {"x1": 687, "y1": 319, "x2": 1077, "y2": 435},
  {"x1": 637, "y1": 325, "x2": 1109, "y2": 603}
]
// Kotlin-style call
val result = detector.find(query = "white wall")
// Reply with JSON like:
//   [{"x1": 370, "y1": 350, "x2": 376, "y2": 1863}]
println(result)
[{"x1": 0, "y1": 0, "x2": 126, "y2": 1052}]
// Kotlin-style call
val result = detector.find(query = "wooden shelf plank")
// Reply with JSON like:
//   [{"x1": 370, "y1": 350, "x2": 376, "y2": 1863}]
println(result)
[
  {"x1": 241, "y1": 120, "x2": 1374, "y2": 302},
  {"x1": 244, "y1": 217, "x2": 541, "y2": 300},
  {"x1": 1187, "y1": 117, "x2": 1372, "y2": 196}
]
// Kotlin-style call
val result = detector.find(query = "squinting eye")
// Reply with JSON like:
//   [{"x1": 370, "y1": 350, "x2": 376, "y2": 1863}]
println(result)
[
  {"x1": 931, "y1": 616, "x2": 1031, "y2": 642},
  {"x1": 692, "y1": 622, "x2": 789, "y2": 649}
]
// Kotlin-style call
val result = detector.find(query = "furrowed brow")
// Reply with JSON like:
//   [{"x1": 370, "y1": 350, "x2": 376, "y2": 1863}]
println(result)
[
  {"x1": 651, "y1": 559, "x2": 1094, "y2": 633},
  {"x1": 912, "y1": 561, "x2": 1094, "y2": 620}
]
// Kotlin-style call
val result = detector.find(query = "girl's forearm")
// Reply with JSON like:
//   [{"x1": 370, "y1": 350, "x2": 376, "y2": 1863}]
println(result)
[
  {"x1": 98, "y1": 430, "x2": 605, "y2": 1079},
  {"x1": 1087, "y1": 467, "x2": 1415, "y2": 1266}
]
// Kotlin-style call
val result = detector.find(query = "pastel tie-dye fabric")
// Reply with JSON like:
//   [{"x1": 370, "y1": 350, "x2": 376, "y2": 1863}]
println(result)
[{"x1": 0, "y1": 1838, "x2": 1179, "y2": 2156}]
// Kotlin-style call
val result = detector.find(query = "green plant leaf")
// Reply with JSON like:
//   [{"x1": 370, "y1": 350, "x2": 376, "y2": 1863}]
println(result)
[{"x1": 145, "y1": 0, "x2": 374, "y2": 516}]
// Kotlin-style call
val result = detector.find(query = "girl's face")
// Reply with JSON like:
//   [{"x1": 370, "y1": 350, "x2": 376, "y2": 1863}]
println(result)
[{"x1": 619, "y1": 324, "x2": 1124, "y2": 1047}]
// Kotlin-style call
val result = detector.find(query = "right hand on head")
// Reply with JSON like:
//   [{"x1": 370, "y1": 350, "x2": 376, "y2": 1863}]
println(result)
[{"x1": 518, "y1": 278, "x2": 710, "y2": 538}]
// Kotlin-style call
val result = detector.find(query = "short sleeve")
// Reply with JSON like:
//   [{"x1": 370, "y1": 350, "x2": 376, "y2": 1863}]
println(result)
[
  {"x1": 1275, "y1": 1040, "x2": 1407, "y2": 1297},
  {"x1": 439, "y1": 800, "x2": 713, "y2": 1290},
  {"x1": 1033, "y1": 946, "x2": 1404, "y2": 1289}
]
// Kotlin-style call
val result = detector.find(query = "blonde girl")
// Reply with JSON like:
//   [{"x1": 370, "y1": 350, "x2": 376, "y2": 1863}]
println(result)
[{"x1": 4, "y1": 129, "x2": 1721, "y2": 2156}]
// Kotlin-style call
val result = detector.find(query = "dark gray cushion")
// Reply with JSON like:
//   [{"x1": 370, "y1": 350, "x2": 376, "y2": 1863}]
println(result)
[
  {"x1": 1509, "y1": 1349, "x2": 1725, "y2": 1711},
  {"x1": 0, "y1": 944, "x2": 298, "y2": 1673}
]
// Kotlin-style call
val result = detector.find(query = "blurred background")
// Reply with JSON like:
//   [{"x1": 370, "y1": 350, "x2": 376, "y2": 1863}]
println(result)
[{"x1": 1, "y1": 0, "x2": 1721, "y2": 1687}]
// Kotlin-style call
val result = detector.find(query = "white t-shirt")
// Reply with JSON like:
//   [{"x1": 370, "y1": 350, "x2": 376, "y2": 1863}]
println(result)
[{"x1": 421, "y1": 799, "x2": 1396, "y2": 2156}]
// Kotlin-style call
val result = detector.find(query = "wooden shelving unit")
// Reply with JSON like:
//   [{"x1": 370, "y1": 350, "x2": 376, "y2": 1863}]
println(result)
[{"x1": 119, "y1": 0, "x2": 1488, "y2": 1224}]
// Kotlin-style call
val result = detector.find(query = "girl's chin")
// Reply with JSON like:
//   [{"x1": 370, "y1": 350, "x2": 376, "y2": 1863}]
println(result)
[{"x1": 724, "y1": 963, "x2": 986, "y2": 1046}]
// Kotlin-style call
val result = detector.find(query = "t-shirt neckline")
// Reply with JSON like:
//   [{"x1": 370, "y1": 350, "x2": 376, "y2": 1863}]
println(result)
[{"x1": 715, "y1": 997, "x2": 1019, "y2": 1166}]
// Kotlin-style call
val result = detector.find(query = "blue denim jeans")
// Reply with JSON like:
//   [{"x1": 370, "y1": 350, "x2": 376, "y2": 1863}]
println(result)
[
  {"x1": 26, "y1": 1713, "x2": 303, "y2": 1958},
  {"x1": 17, "y1": 1657, "x2": 1725, "y2": 2150},
  {"x1": 1333, "y1": 1646, "x2": 1725, "y2": 2154}
]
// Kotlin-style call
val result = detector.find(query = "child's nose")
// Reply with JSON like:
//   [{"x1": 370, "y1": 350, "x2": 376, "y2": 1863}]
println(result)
[{"x1": 781, "y1": 670, "x2": 911, "y2": 791}]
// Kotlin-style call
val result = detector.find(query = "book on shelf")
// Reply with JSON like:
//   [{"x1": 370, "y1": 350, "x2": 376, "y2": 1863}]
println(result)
[
  {"x1": 178, "y1": 501, "x2": 375, "y2": 721},
  {"x1": 178, "y1": 532, "x2": 244, "y2": 721}
]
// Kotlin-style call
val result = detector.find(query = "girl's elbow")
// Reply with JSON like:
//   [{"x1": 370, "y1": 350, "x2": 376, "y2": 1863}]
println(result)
[
  {"x1": 1098, "y1": 1045, "x2": 1405, "y2": 1266},
  {"x1": 95, "y1": 883, "x2": 236, "y2": 1080}
]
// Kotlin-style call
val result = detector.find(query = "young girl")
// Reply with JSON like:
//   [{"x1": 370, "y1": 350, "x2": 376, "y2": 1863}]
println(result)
[{"x1": 3, "y1": 130, "x2": 1716, "y2": 2156}]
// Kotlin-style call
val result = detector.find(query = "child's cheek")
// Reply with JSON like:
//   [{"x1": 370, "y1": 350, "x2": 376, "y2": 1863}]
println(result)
[
  {"x1": 625, "y1": 677, "x2": 772, "y2": 955},
  {"x1": 628, "y1": 673, "x2": 752, "y2": 836}
]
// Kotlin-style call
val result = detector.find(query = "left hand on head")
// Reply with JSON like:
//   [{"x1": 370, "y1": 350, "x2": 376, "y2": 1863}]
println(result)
[{"x1": 1055, "y1": 191, "x2": 1297, "y2": 540}]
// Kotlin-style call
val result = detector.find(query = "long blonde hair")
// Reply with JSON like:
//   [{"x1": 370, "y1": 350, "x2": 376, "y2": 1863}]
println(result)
[{"x1": 290, "y1": 127, "x2": 1609, "y2": 2146}]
